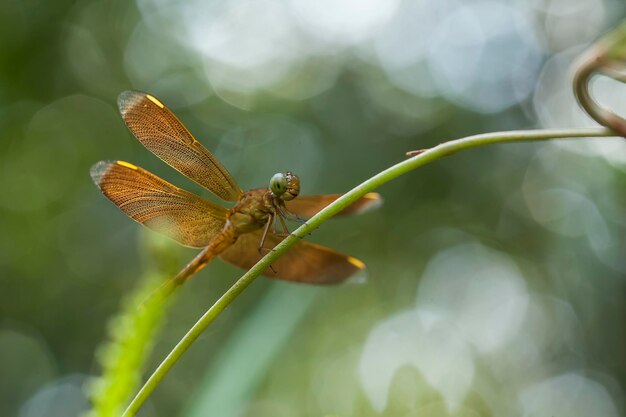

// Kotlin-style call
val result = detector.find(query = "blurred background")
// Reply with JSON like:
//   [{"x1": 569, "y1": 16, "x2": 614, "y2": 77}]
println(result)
[{"x1": 1, "y1": 0, "x2": 626, "y2": 416}]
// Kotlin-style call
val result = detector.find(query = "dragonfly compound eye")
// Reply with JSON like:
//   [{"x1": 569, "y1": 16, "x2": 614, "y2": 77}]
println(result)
[{"x1": 270, "y1": 173, "x2": 287, "y2": 196}]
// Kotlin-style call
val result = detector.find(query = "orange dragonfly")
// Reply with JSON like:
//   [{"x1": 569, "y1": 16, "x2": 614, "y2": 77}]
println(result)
[{"x1": 91, "y1": 91, "x2": 381, "y2": 290}]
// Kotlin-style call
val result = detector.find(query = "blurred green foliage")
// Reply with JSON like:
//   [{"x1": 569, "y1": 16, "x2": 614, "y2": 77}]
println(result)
[
  {"x1": 84, "y1": 273, "x2": 168, "y2": 417},
  {"x1": 1, "y1": 0, "x2": 625, "y2": 416},
  {"x1": 84, "y1": 233, "x2": 180, "y2": 417}
]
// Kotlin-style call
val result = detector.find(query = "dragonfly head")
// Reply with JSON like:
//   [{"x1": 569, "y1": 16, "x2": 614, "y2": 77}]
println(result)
[{"x1": 269, "y1": 172, "x2": 300, "y2": 201}]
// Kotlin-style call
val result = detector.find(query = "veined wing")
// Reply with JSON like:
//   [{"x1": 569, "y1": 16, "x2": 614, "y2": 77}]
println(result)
[
  {"x1": 117, "y1": 91, "x2": 243, "y2": 202},
  {"x1": 220, "y1": 230, "x2": 365, "y2": 284},
  {"x1": 285, "y1": 192, "x2": 382, "y2": 220},
  {"x1": 90, "y1": 160, "x2": 227, "y2": 248}
]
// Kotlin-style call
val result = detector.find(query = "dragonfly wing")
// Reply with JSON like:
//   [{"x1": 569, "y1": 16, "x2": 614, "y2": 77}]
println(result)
[
  {"x1": 219, "y1": 230, "x2": 365, "y2": 284},
  {"x1": 284, "y1": 192, "x2": 382, "y2": 220},
  {"x1": 91, "y1": 160, "x2": 228, "y2": 248},
  {"x1": 117, "y1": 91, "x2": 243, "y2": 202}
]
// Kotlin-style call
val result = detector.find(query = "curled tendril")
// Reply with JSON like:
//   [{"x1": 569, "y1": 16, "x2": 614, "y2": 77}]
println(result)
[{"x1": 574, "y1": 21, "x2": 626, "y2": 137}]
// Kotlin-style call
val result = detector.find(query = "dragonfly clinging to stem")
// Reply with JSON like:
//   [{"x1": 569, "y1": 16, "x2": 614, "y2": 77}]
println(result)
[{"x1": 91, "y1": 91, "x2": 381, "y2": 292}]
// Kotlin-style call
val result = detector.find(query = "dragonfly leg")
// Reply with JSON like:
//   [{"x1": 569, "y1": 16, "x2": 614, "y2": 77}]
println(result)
[
  {"x1": 272, "y1": 218, "x2": 279, "y2": 235},
  {"x1": 258, "y1": 213, "x2": 273, "y2": 253},
  {"x1": 275, "y1": 208, "x2": 304, "y2": 239},
  {"x1": 285, "y1": 209, "x2": 306, "y2": 223},
  {"x1": 259, "y1": 246, "x2": 275, "y2": 254},
  {"x1": 277, "y1": 204, "x2": 305, "y2": 223},
  {"x1": 258, "y1": 244, "x2": 279, "y2": 274},
  {"x1": 259, "y1": 245, "x2": 279, "y2": 274},
  {"x1": 257, "y1": 223, "x2": 278, "y2": 274},
  {"x1": 277, "y1": 213, "x2": 290, "y2": 235}
]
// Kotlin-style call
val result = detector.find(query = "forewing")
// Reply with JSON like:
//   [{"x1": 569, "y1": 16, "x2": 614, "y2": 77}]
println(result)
[
  {"x1": 219, "y1": 230, "x2": 365, "y2": 284},
  {"x1": 117, "y1": 91, "x2": 243, "y2": 201},
  {"x1": 285, "y1": 192, "x2": 382, "y2": 220},
  {"x1": 91, "y1": 160, "x2": 227, "y2": 248}
]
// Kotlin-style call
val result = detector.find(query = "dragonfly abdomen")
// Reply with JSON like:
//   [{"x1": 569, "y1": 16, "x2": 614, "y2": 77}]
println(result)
[{"x1": 170, "y1": 225, "x2": 238, "y2": 287}]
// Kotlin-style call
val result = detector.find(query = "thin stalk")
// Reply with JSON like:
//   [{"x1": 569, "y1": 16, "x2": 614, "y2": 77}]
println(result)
[{"x1": 122, "y1": 127, "x2": 615, "y2": 417}]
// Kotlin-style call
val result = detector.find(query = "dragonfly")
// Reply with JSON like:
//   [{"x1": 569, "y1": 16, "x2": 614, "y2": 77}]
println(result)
[{"x1": 91, "y1": 91, "x2": 381, "y2": 290}]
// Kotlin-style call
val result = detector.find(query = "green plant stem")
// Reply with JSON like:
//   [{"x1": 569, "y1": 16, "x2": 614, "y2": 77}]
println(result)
[{"x1": 122, "y1": 127, "x2": 615, "y2": 417}]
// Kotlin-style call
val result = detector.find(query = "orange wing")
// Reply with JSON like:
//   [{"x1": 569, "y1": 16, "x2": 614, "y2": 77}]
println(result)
[
  {"x1": 219, "y1": 230, "x2": 365, "y2": 284},
  {"x1": 91, "y1": 160, "x2": 227, "y2": 248},
  {"x1": 285, "y1": 192, "x2": 382, "y2": 220},
  {"x1": 117, "y1": 91, "x2": 243, "y2": 202}
]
